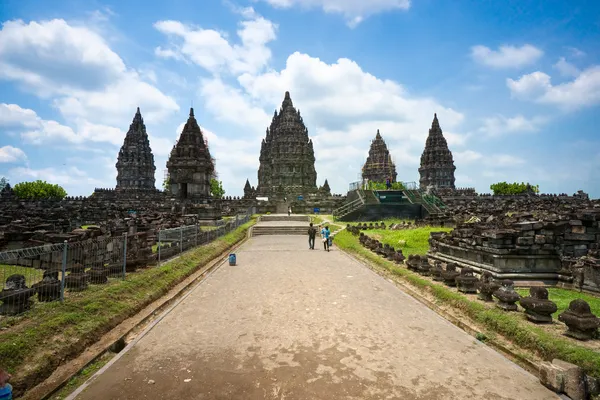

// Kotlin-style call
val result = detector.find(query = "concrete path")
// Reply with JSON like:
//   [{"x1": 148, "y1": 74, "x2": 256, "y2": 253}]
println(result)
[{"x1": 73, "y1": 236, "x2": 557, "y2": 400}]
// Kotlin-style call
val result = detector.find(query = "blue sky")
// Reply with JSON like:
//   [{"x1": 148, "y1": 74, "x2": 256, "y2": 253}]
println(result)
[{"x1": 1, "y1": 0, "x2": 599, "y2": 197}]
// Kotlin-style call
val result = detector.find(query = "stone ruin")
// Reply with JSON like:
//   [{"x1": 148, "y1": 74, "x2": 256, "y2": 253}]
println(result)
[
  {"x1": 361, "y1": 129, "x2": 397, "y2": 183},
  {"x1": 423, "y1": 190, "x2": 600, "y2": 294},
  {"x1": 418, "y1": 114, "x2": 456, "y2": 190}
]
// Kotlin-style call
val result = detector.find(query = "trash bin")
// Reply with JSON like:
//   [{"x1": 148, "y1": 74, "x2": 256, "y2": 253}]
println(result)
[{"x1": 229, "y1": 253, "x2": 236, "y2": 266}]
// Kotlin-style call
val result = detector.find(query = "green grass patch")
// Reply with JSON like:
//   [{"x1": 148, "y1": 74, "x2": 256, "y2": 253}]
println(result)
[
  {"x1": 516, "y1": 288, "x2": 600, "y2": 316},
  {"x1": 0, "y1": 264, "x2": 45, "y2": 287},
  {"x1": 0, "y1": 217, "x2": 256, "y2": 396},
  {"x1": 365, "y1": 226, "x2": 452, "y2": 256},
  {"x1": 334, "y1": 230, "x2": 600, "y2": 378},
  {"x1": 80, "y1": 225, "x2": 99, "y2": 230}
]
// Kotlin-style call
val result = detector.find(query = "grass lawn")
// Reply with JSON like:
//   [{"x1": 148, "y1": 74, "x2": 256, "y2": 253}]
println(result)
[
  {"x1": 363, "y1": 226, "x2": 453, "y2": 257},
  {"x1": 0, "y1": 217, "x2": 256, "y2": 397},
  {"x1": 516, "y1": 288, "x2": 600, "y2": 316},
  {"x1": 1, "y1": 264, "x2": 45, "y2": 287},
  {"x1": 334, "y1": 230, "x2": 600, "y2": 378}
]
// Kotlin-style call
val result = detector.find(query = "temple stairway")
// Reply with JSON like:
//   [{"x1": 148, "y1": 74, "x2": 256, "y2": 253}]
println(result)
[{"x1": 250, "y1": 215, "x2": 309, "y2": 236}]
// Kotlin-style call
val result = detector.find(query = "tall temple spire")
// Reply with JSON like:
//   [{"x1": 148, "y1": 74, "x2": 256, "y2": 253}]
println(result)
[
  {"x1": 418, "y1": 113, "x2": 456, "y2": 190},
  {"x1": 362, "y1": 129, "x2": 397, "y2": 183},
  {"x1": 166, "y1": 108, "x2": 214, "y2": 199},
  {"x1": 115, "y1": 107, "x2": 156, "y2": 190},
  {"x1": 256, "y1": 91, "x2": 317, "y2": 197}
]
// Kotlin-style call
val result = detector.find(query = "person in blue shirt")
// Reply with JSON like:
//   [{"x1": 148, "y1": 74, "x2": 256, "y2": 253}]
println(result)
[
  {"x1": 321, "y1": 226, "x2": 331, "y2": 252},
  {"x1": 0, "y1": 368, "x2": 12, "y2": 400}
]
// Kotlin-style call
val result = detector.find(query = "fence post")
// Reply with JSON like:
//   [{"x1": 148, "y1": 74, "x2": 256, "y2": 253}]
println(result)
[
  {"x1": 60, "y1": 240, "x2": 67, "y2": 303},
  {"x1": 122, "y1": 233, "x2": 127, "y2": 279},
  {"x1": 195, "y1": 224, "x2": 198, "y2": 248},
  {"x1": 180, "y1": 226, "x2": 183, "y2": 253},
  {"x1": 158, "y1": 230, "x2": 162, "y2": 267}
]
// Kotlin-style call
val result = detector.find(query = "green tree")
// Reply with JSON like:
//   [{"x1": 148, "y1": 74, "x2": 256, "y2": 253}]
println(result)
[
  {"x1": 210, "y1": 178, "x2": 225, "y2": 199},
  {"x1": 162, "y1": 176, "x2": 170, "y2": 191},
  {"x1": 0, "y1": 177, "x2": 8, "y2": 191},
  {"x1": 13, "y1": 180, "x2": 67, "y2": 200},
  {"x1": 490, "y1": 181, "x2": 539, "y2": 195}
]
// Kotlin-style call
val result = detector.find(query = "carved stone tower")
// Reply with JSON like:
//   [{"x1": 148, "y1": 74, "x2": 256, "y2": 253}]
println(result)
[
  {"x1": 418, "y1": 114, "x2": 456, "y2": 189},
  {"x1": 166, "y1": 108, "x2": 214, "y2": 200},
  {"x1": 115, "y1": 107, "x2": 156, "y2": 190},
  {"x1": 256, "y1": 91, "x2": 317, "y2": 197},
  {"x1": 361, "y1": 130, "x2": 397, "y2": 183},
  {"x1": 243, "y1": 179, "x2": 256, "y2": 199}
]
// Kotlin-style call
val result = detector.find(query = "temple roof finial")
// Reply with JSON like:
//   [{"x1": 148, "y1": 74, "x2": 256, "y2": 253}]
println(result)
[
  {"x1": 190, "y1": 107, "x2": 195, "y2": 117},
  {"x1": 282, "y1": 91, "x2": 293, "y2": 108}
]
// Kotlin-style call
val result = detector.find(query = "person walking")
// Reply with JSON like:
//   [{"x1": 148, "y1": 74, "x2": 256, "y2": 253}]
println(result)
[
  {"x1": 288, "y1": 206, "x2": 292, "y2": 217},
  {"x1": 0, "y1": 368, "x2": 12, "y2": 400},
  {"x1": 321, "y1": 225, "x2": 331, "y2": 252},
  {"x1": 308, "y1": 222, "x2": 317, "y2": 249}
]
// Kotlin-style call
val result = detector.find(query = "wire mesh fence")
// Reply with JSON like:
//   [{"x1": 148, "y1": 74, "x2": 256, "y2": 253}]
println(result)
[
  {"x1": 157, "y1": 213, "x2": 251, "y2": 265},
  {"x1": 0, "y1": 211, "x2": 251, "y2": 313}
]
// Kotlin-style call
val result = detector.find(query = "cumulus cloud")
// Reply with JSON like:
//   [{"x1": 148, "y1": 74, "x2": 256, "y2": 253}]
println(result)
[
  {"x1": 258, "y1": 0, "x2": 411, "y2": 27},
  {"x1": 479, "y1": 114, "x2": 548, "y2": 137},
  {"x1": 470, "y1": 44, "x2": 543, "y2": 68},
  {"x1": 507, "y1": 66, "x2": 600, "y2": 110},
  {"x1": 0, "y1": 146, "x2": 27, "y2": 163},
  {"x1": 553, "y1": 57, "x2": 580, "y2": 77},
  {"x1": 154, "y1": 8, "x2": 277, "y2": 75},
  {"x1": 0, "y1": 18, "x2": 179, "y2": 128}
]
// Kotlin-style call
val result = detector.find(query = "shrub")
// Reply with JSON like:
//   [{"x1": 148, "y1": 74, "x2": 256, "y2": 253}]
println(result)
[
  {"x1": 13, "y1": 180, "x2": 67, "y2": 200},
  {"x1": 490, "y1": 182, "x2": 539, "y2": 195}
]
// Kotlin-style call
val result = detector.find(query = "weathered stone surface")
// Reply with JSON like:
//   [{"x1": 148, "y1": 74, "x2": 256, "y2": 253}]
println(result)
[
  {"x1": 361, "y1": 130, "x2": 397, "y2": 183},
  {"x1": 558, "y1": 299, "x2": 600, "y2": 340},
  {"x1": 519, "y1": 287, "x2": 557, "y2": 323}
]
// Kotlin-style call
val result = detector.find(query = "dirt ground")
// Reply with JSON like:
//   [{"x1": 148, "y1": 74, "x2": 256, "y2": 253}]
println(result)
[{"x1": 71, "y1": 235, "x2": 558, "y2": 400}]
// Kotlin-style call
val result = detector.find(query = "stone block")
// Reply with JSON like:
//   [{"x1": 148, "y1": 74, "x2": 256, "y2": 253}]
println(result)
[
  {"x1": 553, "y1": 359, "x2": 586, "y2": 400},
  {"x1": 517, "y1": 236, "x2": 534, "y2": 246},
  {"x1": 569, "y1": 220, "x2": 583, "y2": 226},
  {"x1": 571, "y1": 225, "x2": 586, "y2": 234},
  {"x1": 565, "y1": 233, "x2": 596, "y2": 241},
  {"x1": 524, "y1": 230, "x2": 536, "y2": 237},
  {"x1": 539, "y1": 361, "x2": 564, "y2": 393},
  {"x1": 534, "y1": 235, "x2": 546, "y2": 244}
]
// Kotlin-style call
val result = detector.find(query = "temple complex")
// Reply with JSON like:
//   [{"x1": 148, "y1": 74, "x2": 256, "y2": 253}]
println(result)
[
  {"x1": 166, "y1": 108, "x2": 214, "y2": 200},
  {"x1": 255, "y1": 92, "x2": 318, "y2": 198},
  {"x1": 361, "y1": 129, "x2": 397, "y2": 183},
  {"x1": 418, "y1": 114, "x2": 456, "y2": 190},
  {"x1": 115, "y1": 108, "x2": 156, "y2": 190}
]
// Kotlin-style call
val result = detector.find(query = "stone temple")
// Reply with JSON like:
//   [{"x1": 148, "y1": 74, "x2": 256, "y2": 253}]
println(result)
[
  {"x1": 418, "y1": 114, "x2": 456, "y2": 189},
  {"x1": 115, "y1": 108, "x2": 156, "y2": 190},
  {"x1": 361, "y1": 129, "x2": 397, "y2": 183},
  {"x1": 255, "y1": 91, "x2": 318, "y2": 198},
  {"x1": 166, "y1": 108, "x2": 214, "y2": 200}
]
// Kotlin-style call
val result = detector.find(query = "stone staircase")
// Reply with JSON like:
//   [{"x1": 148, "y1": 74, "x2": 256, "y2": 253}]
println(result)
[
  {"x1": 251, "y1": 225, "x2": 308, "y2": 236},
  {"x1": 259, "y1": 215, "x2": 309, "y2": 222}
]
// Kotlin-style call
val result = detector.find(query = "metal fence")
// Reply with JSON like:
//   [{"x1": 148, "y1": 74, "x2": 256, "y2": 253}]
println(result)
[
  {"x1": 0, "y1": 212, "x2": 251, "y2": 311},
  {"x1": 157, "y1": 213, "x2": 251, "y2": 265}
]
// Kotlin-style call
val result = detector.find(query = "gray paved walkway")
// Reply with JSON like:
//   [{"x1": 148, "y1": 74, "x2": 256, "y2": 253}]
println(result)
[{"x1": 74, "y1": 236, "x2": 557, "y2": 400}]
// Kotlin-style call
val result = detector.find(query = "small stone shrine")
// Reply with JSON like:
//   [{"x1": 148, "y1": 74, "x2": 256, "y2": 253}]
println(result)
[{"x1": 519, "y1": 287, "x2": 558, "y2": 323}]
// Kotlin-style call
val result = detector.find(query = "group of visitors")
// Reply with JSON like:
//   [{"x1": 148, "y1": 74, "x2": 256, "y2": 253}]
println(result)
[
  {"x1": 307, "y1": 223, "x2": 331, "y2": 252},
  {"x1": 0, "y1": 368, "x2": 12, "y2": 400}
]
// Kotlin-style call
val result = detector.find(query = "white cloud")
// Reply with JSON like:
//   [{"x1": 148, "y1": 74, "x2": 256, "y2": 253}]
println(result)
[
  {"x1": 566, "y1": 47, "x2": 586, "y2": 58},
  {"x1": 507, "y1": 66, "x2": 600, "y2": 110},
  {"x1": 7, "y1": 166, "x2": 103, "y2": 189},
  {"x1": 0, "y1": 146, "x2": 27, "y2": 163},
  {"x1": 154, "y1": 8, "x2": 277, "y2": 75},
  {"x1": 0, "y1": 103, "x2": 125, "y2": 146},
  {"x1": 553, "y1": 57, "x2": 580, "y2": 77},
  {"x1": 479, "y1": 114, "x2": 547, "y2": 137},
  {"x1": 0, "y1": 18, "x2": 179, "y2": 129},
  {"x1": 470, "y1": 44, "x2": 543, "y2": 68},
  {"x1": 455, "y1": 151, "x2": 525, "y2": 167},
  {"x1": 258, "y1": 0, "x2": 411, "y2": 27}
]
